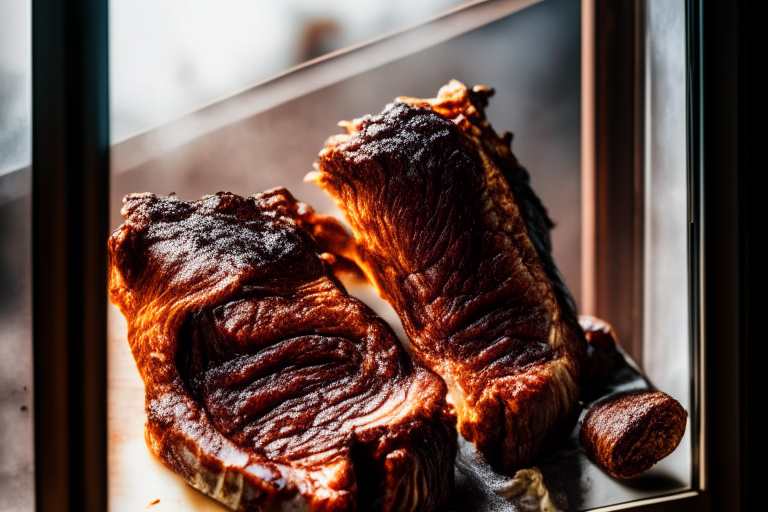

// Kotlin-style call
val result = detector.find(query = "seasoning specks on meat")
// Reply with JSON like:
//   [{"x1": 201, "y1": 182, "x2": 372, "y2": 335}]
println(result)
[
  {"x1": 108, "y1": 189, "x2": 456, "y2": 512},
  {"x1": 313, "y1": 80, "x2": 586, "y2": 473}
]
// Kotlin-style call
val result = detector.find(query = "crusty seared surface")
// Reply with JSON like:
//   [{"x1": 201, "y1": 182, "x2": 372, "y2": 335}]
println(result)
[
  {"x1": 313, "y1": 80, "x2": 586, "y2": 473},
  {"x1": 580, "y1": 391, "x2": 687, "y2": 479},
  {"x1": 578, "y1": 315, "x2": 688, "y2": 479},
  {"x1": 108, "y1": 189, "x2": 456, "y2": 512}
]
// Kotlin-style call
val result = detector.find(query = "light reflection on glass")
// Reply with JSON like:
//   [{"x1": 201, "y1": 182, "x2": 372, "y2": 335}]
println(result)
[{"x1": 110, "y1": 0, "x2": 466, "y2": 142}]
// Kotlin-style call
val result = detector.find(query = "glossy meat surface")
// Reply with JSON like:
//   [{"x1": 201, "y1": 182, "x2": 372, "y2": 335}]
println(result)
[
  {"x1": 108, "y1": 189, "x2": 456, "y2": 511},
  {"x1": 313, "y1": 80, "x2": 586, "y2": 472}
]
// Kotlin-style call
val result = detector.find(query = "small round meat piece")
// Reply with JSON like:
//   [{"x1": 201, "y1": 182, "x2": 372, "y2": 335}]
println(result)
[
  {"x1": 579, "y1": 315, "x2": 617, "y2": 352},
  {"x1": 580, "y1": 391, "x2": 687, "y2": 478},
  {"x1": 578, "y1": 315, "x2": 623, "y2": 383}
]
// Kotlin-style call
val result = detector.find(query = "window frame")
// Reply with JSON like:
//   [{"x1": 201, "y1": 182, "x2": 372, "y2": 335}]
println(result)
[{"x1": 29, "y1": 0, "x2": 746, "y2": 510}]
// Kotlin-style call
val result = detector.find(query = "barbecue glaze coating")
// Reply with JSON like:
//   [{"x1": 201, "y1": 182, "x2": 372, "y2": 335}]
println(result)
[
  {"x1": 108, "y1": 189, "x2": 456, "y2": 512},
  {"x1": 313, "y1": 80, "x2": 586, "y2": 473},
  {"x1": 580, "y1": 391, "x2": 687, "y2": 479}
]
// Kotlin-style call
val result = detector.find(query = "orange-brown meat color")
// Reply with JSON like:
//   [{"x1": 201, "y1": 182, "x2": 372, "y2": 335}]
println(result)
[
  {"x1": 312, "y1": 80, "x2": 586, "y2": 473},
  {"x1": 108, "y1": 189, "x2": 456, "y2": 511}
]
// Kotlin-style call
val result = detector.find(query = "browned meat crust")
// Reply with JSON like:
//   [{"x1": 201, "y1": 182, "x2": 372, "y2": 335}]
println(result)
[
  {"x1": 108, "y1": 189, "x2": 456, "y2": 512},
  {"x1": 312, "y1": 80, "x2": 586, "y2": 473},
  {"x1": 579, "y1": 391, "x2": 687, "y2": 479},
  {"x1": 578, "y1": 315, "x2": 688, "y2": 479},
  {"x1": 578, "y1": 315, "x2": 626, "y2": 384}
]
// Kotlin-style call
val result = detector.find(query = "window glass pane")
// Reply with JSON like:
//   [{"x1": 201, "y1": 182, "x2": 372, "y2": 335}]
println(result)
[
  {"x1": 642, "y1": 0, "x2": 688, "y2": 407},
  {"x1": 642, "y1": 0, "x2": 691, "y2": 486},
  {"x1": 110, "y1": 0, "x2": 467, "y2": 142},
  {"x1": 0, "y1": 1, "x2": 34, "y2": 511},
  {"x1": 0, "y1": 2, "x2": 31, "y2": 175}
]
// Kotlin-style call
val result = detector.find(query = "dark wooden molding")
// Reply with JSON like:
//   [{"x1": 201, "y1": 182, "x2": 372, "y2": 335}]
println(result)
[
  {"x1": 32, "y1": 0, "x2": 109, "y2": 510},
  {"x1": 736, "y1": 3, "x2": 763, "y2": 510},
  {"x1": 593, "y1": 0, "x2": 645, "y2": 364}
]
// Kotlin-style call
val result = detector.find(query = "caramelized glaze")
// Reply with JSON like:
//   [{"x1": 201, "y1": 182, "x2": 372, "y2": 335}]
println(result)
[
  {"x1": 313, "y1": 80, "x2": 586, "y2": 472},
  {"x1": 108, "y1": 189, "x2": 456, "y2": 511}
]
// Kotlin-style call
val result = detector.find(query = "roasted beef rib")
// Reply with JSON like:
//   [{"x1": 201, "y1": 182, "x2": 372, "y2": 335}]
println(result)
[
  {"x1": 312, "y1": 80, "x2": 586, "y2": 473},
  {"x1": 108, "y1": 189, "x2": 456, "y2": 512}
]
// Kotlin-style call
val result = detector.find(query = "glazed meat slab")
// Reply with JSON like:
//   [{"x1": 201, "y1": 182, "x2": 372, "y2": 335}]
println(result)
[
  {"x1": 108, "y1": 189, "x2": 456, "y2": 512},
  {"x1": 312, "y1": 80, "x2": 586, "y2": 473}
]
